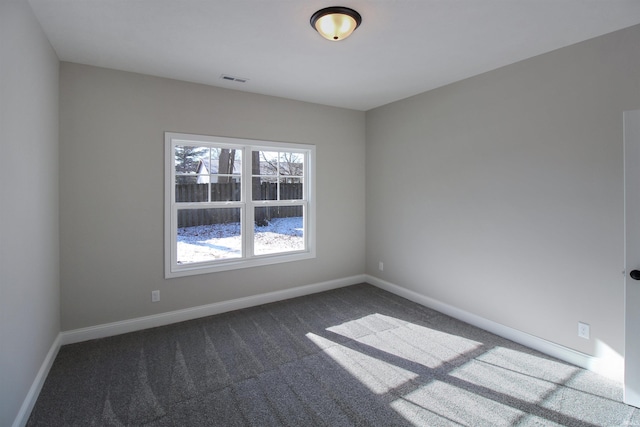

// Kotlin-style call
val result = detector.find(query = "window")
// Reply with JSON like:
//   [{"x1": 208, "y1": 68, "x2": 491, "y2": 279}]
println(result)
[{"x1": 165, "y1": 132, "x2": 315, "y2": 278}]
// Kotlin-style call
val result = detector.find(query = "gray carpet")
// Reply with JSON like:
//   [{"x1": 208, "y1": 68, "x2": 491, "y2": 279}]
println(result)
[{"x1": 27, "y1": 283, "x2": 640, "y2": 426}]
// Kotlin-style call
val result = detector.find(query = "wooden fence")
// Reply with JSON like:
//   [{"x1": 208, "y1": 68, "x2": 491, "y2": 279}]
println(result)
[
  {"x1": 177, "y1": 183, "x2": 303, "y2": 227},
  {"x1": 176, "y1": 181, "x2": 240, "y2": 203}
]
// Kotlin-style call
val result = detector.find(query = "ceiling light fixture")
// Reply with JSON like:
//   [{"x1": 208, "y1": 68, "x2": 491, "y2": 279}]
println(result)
[{"x1": 310, "y1": 6, "x2": 362, "y2": 41}]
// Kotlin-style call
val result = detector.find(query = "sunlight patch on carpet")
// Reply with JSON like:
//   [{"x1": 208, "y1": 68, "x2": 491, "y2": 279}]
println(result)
[{"x1": 306, "y1": 333, "x2": 418, "y2": 394}]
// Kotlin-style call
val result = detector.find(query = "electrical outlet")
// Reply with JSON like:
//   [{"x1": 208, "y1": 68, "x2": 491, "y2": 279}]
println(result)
[
  {"x1": 578, "y1": 321, "x2": 590, "y2": 339},
  {"x1": 152, "y1": 290, "x2": 160, "y2": 302},
  {"x1": 379, "y1": 261, "x2": 384, "y2": 271}
]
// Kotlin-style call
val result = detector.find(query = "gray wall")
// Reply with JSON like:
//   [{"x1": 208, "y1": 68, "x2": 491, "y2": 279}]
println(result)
[
  {"x1": 0, "y1": 1, "x2": 60, "y2": 425},
  {"x1": 366, "y1": 24, "x2": 640, "y2": 359},
  {"x1": 59, "y1": 63, "x2": 366, "y2": 330}
]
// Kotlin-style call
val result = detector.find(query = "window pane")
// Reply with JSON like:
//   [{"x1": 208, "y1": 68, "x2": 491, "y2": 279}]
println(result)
[
  {"x1": 175, "y1": 146, "x2": 209, "y2": 174},
  {"x1": 211, "y1": 147, "x2": 242, "y2": 175},
  {"x1": 279, "y1": 178, "x2": 303, "y2": 200},
  {"x1": 279, "y1": 152, "x2": 304, "y2": 176},
  {"x1": 211, "y1": 178, "x2": 241, "y2": 202},
  {"x1": 177, "y1": 208, "x2": 241, "y2": 264},
  {"x1": 176, "y1": 175, "x2": 198, "y2": 185},
  {"x1": 253, "y1": 150, "x2": 278, "y2": 175},
  {"x1": 175, "y1": 178, "x2": 208, "y2": 202},
  {"x1": 210, "y1": 148, "x2": 241, "y2": 200},
  {"x1": 254, "y1": 206, "x2": 304, "y2": 255},
  {"x1": 252, "y1": 177, "x2": 277, "y2": 201}
]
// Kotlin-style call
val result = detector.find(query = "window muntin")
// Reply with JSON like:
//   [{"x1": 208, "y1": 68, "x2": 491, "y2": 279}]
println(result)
[{"x1": 166, "y1": 133, "x2": 315, "y2": 278}]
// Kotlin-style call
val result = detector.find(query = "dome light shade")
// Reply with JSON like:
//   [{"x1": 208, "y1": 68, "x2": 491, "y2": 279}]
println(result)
[{"x1": 310, "y1": 7, "x2": 362, "y2": 41}]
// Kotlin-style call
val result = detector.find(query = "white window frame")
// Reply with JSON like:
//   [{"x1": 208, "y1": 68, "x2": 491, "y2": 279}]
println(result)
[{"x1": 165, "y1": 132, "x2": 316, "y2": 278}]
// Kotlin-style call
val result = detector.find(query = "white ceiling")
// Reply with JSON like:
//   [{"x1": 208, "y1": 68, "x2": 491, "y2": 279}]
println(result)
[{"x1": 28, "y1": 0, "x2": 640, "y2": 111}]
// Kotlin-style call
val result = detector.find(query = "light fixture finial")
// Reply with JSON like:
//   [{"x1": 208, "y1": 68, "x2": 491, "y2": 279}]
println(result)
[{"x1": 310, "y1": 6, "x2": 362, "y2": 41}]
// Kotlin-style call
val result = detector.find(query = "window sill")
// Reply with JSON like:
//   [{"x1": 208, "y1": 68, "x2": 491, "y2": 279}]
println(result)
[{"x1": 165, "y1": 250, "x2": 315, "y2": 279}]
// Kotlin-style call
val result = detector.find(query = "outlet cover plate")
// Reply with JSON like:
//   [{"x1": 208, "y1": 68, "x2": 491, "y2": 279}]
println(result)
[{"x1": 578, "y1": 321, "x2": 590, "y2": 339}]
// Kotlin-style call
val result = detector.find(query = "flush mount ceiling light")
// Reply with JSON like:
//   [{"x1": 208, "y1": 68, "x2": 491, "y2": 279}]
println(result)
[{"x1": 310, "y1": 6, "x2": 362, "y2": 41}]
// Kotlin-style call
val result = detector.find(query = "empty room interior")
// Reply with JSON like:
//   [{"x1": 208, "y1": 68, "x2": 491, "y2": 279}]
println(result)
[{"x1": 3, "y1": 0, "x2": 640, "y2": 425}]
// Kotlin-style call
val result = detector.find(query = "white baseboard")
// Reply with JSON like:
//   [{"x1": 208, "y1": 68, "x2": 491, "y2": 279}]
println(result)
[
  {"x1": 61, "y1": 275, "x2": 366, "y2": 345},
  {"x1": 12, "y1": 334, "x2": 61, "y2": 427},
  {"x1": 15, "y1": 275, "x2": 365, "y2": 427},
  {"x1": 365, "y1": 274, "x2": 623, "y2": 382},
  {"x1": 15, "y1": 273, "x2": 622, "y2": 427}
]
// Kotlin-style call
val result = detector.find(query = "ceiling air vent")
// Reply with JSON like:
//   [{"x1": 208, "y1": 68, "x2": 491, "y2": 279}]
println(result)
[{"x1": 220, "y1": 74, "x2": 249, "y2": 83}]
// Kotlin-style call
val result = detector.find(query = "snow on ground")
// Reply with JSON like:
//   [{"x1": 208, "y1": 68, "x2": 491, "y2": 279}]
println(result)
[{"x1": 177, "y1": 217, "x2": 303, "y2": 264}]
